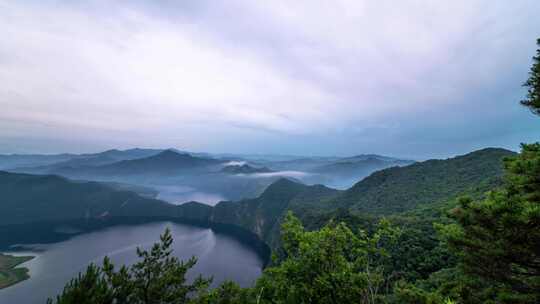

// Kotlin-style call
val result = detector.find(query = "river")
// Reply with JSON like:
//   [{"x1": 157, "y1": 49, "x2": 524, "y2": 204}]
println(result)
[{"x1": 0, "y1": 221, "x2": 264, "y2": 304}]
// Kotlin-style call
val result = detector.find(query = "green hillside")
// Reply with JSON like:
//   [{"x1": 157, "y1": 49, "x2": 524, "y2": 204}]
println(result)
[
  {"x1": 197, "y1": 147, "x2": 515, "y2": 252},
  {"x1": 0, "y1": 254, "x2": 33, "y2": 289},
  {"x1": 336, "y1": 148, "x2": 515, "y2": 215},
  {"x1": 0, "y1": 171, "x2": 174, "y2": 225},
  {"x1": 312, "y1": 157, "x2": 413, "y2": 178},
  {"x1": 211, "y1": 178, "x2": 340, "y2": 247}
]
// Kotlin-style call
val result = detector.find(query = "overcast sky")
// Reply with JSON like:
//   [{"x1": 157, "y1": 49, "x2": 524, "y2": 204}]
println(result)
[{"x1": 1, "y1": 0, "x2": 539, "y2": 159}]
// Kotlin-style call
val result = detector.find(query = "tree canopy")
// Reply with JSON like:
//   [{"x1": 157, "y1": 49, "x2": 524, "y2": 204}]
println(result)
[
  {"x1": 440, "y1": 143, "x2": 540, "y2": 303},
  {"x1": 50, "y1": 214, "x2": 402, "y2": 304},
  {"x1": 48, "y1": 228, "x2": 211, "y2": 304}
]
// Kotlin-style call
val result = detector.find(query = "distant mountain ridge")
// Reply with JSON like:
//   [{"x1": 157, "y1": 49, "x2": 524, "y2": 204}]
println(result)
[
  {"x1": 2, "y1": 148, "x2": 165, "y2": 172},
  {"x1": 261, "y1": 154, "x2": 413, "y2": 173},
  {"x1": 312, "y1": 157, "x2": 413, "y2": 176},
  {"x1": 0, "y1": 154, "x2": 75, "y2": 170},
  {"x1": 92, "y1": 150, "x2": 223, "y2": 175},
  {"x1": 221, "y1": 164, "x2": 273, "y2": 174},
  {"x1": 339, "y1": 154, "x2": 412, "y2": 162},
  {"x1": 3, "y1": 149, "x2": 413, "y2": 190},
  {"x1": 14, "y1": 150, "x2": 225, "y2": 177}
]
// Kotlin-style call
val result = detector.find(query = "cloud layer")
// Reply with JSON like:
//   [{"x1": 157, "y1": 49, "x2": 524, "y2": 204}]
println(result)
[{"x1": 1, "y1": 0, "x2": 539, "y2": 158}]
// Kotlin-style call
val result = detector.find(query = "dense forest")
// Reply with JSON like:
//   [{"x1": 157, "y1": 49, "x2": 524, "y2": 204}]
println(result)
[{"x1": 48, "y1": 39, "x2": 540, "y2": 303}]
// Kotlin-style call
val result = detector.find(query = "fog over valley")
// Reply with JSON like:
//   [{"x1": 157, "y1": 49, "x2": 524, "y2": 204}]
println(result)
[{"x1": 0, "y1": 148, "x2": 414, "y2": 205}]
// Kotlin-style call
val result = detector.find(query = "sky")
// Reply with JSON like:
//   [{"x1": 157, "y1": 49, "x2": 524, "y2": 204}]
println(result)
[{"x1": 1, "y1": 0, "x2": 539, "y2": 159}]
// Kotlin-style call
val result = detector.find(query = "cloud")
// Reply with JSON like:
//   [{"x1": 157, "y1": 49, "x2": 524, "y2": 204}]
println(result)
[
  {"x1": 223, "y1": 161, "x2": 248, "y2": 167},
  {"x1": 251, "y1": 171, "x2": 311, "y2": 179},
  {"x1": 1, "y1": 0, "x2": 539, "y2": 157}
]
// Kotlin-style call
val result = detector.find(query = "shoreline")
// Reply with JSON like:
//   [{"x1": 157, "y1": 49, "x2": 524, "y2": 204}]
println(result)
[
  {"x1": 0, "y1": 253, "x2": 34, "y2": 290},
  {"x1": 0, "y1": 216, "x2": 270, "y2": 291},
  {"x1": 0, "y1": 216, "x2": 271, "y2": 266}
]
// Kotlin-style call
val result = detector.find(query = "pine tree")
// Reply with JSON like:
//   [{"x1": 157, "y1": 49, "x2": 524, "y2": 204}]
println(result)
[
  {"x1": 522, "y1": 38, "x2": 540, "y2": 115},
  {"x1": 442, "y1": 38, "x2": 540, "y2": 303},
  {"x1": 48, "y1": 228, "x2": 211, "y2": 304},
  {"x1": 442, "y1": 144, "x2": 540, "y2": 303}
]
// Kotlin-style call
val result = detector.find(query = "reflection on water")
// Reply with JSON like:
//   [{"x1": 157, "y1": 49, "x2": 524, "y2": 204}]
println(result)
[
  {"x1": 154, "y1": 185, "x2": 225, "y2": 206},
  {"x1": 0, "y1": 222, "x2": 263, "y2": 304}
]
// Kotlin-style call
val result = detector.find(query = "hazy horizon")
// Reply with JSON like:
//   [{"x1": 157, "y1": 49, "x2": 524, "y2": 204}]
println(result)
[
  {"x1": 0, "y1": 145, "x2": 519, "y2": 162},
  {"x1": 2, "y1": 1, "x2": 540, "y2": 159}
]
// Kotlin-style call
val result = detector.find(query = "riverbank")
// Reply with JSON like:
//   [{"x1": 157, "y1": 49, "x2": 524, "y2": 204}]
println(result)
[
  {"x1": 0, "y1": 215, "x2": 271, "y2": 293},
  {"x1": 0, "y1": 216, "x2": 271, "y2": 266},
  {"x1": 0, "y1": 221, "x2": 264, "y2": 304},
  {"x1": 0, "y1": 253, "x2": 34, "y2": 289}
]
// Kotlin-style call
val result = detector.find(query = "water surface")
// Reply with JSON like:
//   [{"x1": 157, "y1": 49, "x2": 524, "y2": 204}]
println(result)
[{"x1": 0, "y1": 222, "x2": 263, "y2": 304}]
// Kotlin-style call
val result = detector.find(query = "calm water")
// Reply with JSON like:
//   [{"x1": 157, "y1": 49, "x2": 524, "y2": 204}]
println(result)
[{"x1": 0, "y1": 222, "x2": 263, "y2": 304}]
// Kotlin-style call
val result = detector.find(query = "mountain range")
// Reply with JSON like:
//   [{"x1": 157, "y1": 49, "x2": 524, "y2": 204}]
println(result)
[
  {"x1": 3, "y1": 149, "x2": 414, "y2": 203},
  {"x1": 0, "y1": 148, "x2": 165, "y2": 171},
  {"x1": 83, "y1": 150, "x2": 223, "y2": 176},
  {"x1": 221, "y1": 164, "x2": 273, "y2": 174},
  {"x1": 0, "y1": 147, "x2": 514, "y2": 252}
]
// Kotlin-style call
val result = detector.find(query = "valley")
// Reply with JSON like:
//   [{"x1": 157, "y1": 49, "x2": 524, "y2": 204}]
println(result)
[
  {"x1": 0, "y1": 146, "x2": 513, "y2": 301},
  {"x1": 0, "y1": 222, "x2": 264, "y2": 304},
  {"x1": 3, "y1": 149, "x2": 412, "y2": 205}
]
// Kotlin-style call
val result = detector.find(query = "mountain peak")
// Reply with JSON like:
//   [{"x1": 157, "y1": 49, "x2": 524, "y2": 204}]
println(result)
[
  {"x1": 221, "y1": 164, "x2": 273, "y2": 174},
  {"x1": 456, "y1": 147, "x2": 515, "y2": 159},
  {"x1": 154, "y1": 149, "x2": 189, "y2": 158},
  {"x1": 340, "y1": 146, "x2": 516, "y2": 214},
  {"x1": 272, "y1": 177, "x2": 302, "y2": 187},
  {"x1": 260, "y1": 178, "x2": 306, "y2": 199}
]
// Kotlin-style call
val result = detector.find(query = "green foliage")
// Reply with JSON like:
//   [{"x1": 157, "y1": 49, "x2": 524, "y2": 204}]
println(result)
[
  {"x1": 0, "y1": 254, "x2": 33, "y2": 289},
  {"x1": 191, "y1": 281, "x2": 251, "y2": 304},
  {"x1": 53, "y1": 213, "x2": 405, "y2": 304},
  {"x1": 208, "y1": 148, "x2": 512, "y2": 261},
  {"x1": 337, "y1": 148, "x2": 514, "y2": 215},
  {"x1": 388, "y1": 223, "x2": 454, "y2": 283},
  {"x1": 441, "y1": 143, "x2": 540, "y2": 303},
  {"x1": 392, "y1": 265, "x2": 506, "y2": 304},
  {"x1": 48, "y1": 228, "x2": 211, "y2": 304},
  {"x1": 0, "y1": 171, "x2": 174, "y2": 225},
  {"x1": 298, "y1": 208, "x2": 457, "y2": 284},
  {"x1": 522, "y1": 38, "x2": 540, "y2": 115},
  {"x1": 254, "y1": 212, "x2": 400, "y2": 304},
  {"x1": 49, "y1": 263, "x2": 113, "y2": 304},
  {"x1": 212, "y1": 178, "x2": 341, "y2": 249}
]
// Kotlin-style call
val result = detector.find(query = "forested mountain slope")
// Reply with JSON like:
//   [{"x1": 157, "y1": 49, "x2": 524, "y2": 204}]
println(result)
[
  {"x1": 211, "y1": 178, "x2": 341, "y2": 247},
  {"x1": 335, "y1": 148, "x2": 515, "y2": 215},
  {"x1": 205, "y1": 148, "x2": 514, "y2": 248},
  {"x1": 0, "y1": 171, "x2": 174, "y2": 225}
]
